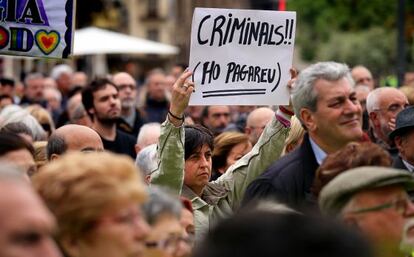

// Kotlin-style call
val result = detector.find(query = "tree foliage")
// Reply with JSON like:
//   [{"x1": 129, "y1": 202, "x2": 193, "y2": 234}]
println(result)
[{"x1": 288, "y1": 0, "x2": 413, "y2": 74}]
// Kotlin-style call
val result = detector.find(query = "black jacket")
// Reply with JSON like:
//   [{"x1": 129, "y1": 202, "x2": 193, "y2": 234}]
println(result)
[
  {"x1": 242, "y1": 134, "x2": 319, "y2": 210},
  {"x1": 117, "y1": 108, "x2": 146, "y2": 138},
  {"x1": 393, "y1": 156, "x2": 409, "y2": 171}
]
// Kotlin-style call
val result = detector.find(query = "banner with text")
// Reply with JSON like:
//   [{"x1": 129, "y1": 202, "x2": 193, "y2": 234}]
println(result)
[
  {"x1": 0, "y1": 0, "x2": 75, "y2": 59},
  {"x1": 189, "y1": 8, "x2": 296, "y2": 105}
]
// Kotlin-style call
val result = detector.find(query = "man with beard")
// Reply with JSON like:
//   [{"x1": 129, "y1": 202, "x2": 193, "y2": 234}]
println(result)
[
  {"x1": 366, "y1": 87, "x2": 408, "y2": 158},
  {"x1": 113, "y1": 72, "x2": 146, "y2": 137},
  {"x1": 82, "y1": 78, "x2": 136, "y2": 159}
]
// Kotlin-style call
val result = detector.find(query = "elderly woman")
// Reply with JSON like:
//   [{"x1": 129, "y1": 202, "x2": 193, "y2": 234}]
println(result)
[
  {"x1": 144, "y1": 187, "x2": 192, "y2": 257},
  {"x1": 33, "y1": 152, "x2": 150, "y2": 257},
  {"x1": 150, "y1": 70, "x2": 294, "y2": 240}
]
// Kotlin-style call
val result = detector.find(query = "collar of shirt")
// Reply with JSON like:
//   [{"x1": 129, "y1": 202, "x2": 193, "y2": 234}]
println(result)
[
  {"x1": 402, "y1": 159, "x2": 414, "y2": 172},
  {"x1": 309, "y1": 137, "x2": 327, "y2": 165}
]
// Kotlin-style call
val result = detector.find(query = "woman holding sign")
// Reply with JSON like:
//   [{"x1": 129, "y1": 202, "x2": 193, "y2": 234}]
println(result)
[{"x1": 150, "y1": 70, "x2": 295, "y2": 241}]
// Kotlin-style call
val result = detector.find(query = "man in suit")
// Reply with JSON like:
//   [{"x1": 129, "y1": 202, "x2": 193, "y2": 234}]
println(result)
[
  {"x1": 390, "y1": 106, "x2": 414, "y2": 172},
  {"x1": 243, "y1": 62, "x2": 364, "y2": 209}
]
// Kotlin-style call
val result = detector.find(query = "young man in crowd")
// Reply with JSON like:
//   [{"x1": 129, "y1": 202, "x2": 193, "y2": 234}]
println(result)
[{"x1": 82, "y1": 78, "x2": 136, "y2": 159}]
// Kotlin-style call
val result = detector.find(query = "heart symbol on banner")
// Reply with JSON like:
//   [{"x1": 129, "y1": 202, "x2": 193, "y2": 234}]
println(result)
[{"x1": 35, "y1": 30, "x2": 60, "y2": 55}]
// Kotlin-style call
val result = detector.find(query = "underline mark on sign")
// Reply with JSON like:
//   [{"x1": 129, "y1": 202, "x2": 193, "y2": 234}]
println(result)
[{"x1": 202, "y1": 88, "x2": 266, "y2": 98}]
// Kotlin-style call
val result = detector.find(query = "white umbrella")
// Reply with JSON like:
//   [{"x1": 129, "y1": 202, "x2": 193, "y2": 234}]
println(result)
[{"x1": 73, "y1": 27, "x2": 179, "y2": 56}]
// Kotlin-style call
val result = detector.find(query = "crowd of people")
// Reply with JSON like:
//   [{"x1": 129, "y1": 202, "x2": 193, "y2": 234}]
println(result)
[{"x1": 1, "y1": 61, "x2": 414, "y2": 257}]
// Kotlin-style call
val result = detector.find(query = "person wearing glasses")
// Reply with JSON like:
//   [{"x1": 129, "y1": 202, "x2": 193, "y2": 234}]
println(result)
[
  {"x1": 33, "y1": 152, "x2": 150, "y2": 257},
  {"x1": 366, "y1": 87, "x2": 409, "y2": 159},
  {"x1": 319, "y1": 166, "x2": 414, "y2": 257},
  {"x1": 113, "y1": 72, "x2": 146, "y2": 137},
  {"x1": 143, "y1": 187, "x2": 193, "y2": 257}
]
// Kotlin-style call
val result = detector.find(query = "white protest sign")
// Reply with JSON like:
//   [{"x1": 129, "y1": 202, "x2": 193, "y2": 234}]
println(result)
[
  {"x1": 0, "y1": 0, "x2": 75, "y2": 59},
  {"x1": 189, "y1": 8, "x2": 296, "y2": 105}
]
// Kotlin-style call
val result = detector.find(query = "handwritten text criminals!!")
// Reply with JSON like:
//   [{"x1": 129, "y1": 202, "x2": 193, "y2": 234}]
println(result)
[{"x1": 197, "y1": 13, "x2": 294, "y2": 47}]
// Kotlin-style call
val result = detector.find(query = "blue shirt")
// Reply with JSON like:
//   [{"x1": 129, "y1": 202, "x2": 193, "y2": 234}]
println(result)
[{"x1": 309, "y1": 137, "x2": 327, "y2": 165}]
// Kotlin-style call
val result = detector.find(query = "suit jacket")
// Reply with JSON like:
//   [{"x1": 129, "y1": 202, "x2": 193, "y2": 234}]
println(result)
[
  {"x1": 243, "y1": 133, "x2": 319, "y2": 210},
  {"x1": 393, "y1": 156, "x2": 409, "y2": 171}
]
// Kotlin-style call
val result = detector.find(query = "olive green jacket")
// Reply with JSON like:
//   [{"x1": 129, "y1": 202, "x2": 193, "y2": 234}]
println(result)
[{"x1": 151, "y1": 115, "x2": 290, "y2": 241}]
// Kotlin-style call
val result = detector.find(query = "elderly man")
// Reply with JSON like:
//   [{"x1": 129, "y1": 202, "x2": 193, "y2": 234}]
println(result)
[
  {"x1": 0, "y1": 163, "x2": 61, "y2": 257},
  {"x1": 113, "y1": 72, "x2": 146, "y2": 137},
  {"x1": 140, "y1": 69, "x2": 169, "y2": 123},
  {"x1": 47, "y1": 124, "x2": 104, "y2": 160},
  {"x1": 244, "y1": 62, "x2": 364, "y2": 209},
  {"x1": 135, "y1": 122, "x2": 161, "y2": 154},
  {"x1": 20, "y1": 73, "x2": 46, "y2": 107},
  {"x1": 390, "y1": 107, "x2": 414, "y2": 171},
  {"x1": 351, "y1": 65, "x2": 375, "y2": 90},
  {"x1": 319, "y1": 166, "x2": 414, "y2": 257},
  {"x1": 245, "y1": 107, "x2": 275, "y2": 145},
  {"x1": 366, "y1": 87, "x2": 408, "y2": 158},
  {"x1": 50, "y1": 64, "x2": 73, "y2": 107}
]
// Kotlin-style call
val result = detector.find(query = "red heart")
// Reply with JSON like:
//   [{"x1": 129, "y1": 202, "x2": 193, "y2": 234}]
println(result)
[{"x1": 41, "y1": 36, "x2": 55, "y2": 49}]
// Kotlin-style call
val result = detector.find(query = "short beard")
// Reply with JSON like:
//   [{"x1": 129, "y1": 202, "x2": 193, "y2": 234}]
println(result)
[
  {"x1": 96, "y1": 116, "x2": 118, "y2": 127},
  {"x1": 121, "y1": 99, "x2": 136, "y2": 110}
]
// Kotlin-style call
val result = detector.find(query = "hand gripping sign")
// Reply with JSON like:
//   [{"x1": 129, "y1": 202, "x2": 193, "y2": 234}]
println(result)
[
  {"x1": 0, "y1": 0, "x2": 75, "y2": 59},
  {"x1": 189, "y1": 8, "x2": 296, "y2": 106}
]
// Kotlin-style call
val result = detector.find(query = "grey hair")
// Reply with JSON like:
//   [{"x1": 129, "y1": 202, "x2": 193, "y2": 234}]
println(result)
[
  {"x1": 142, "y1": 186, "x2": 182, "y2": 225},
  {"x1": 0, "y1": 105, "x2": 46, "y2": 141},
  {"x1": 50, "y1": 64, "x2": 73, "y2": 80},
  {"x1": 135, "y1": 144, "x2": 158, "y2": 177},
  {"x1": 365, "y1": 87, "x2": 395, "y2": 114},
  {"x1": 43, "y1": 87, "x2": 62, "y2": 102},
  {"x1": 0, "y1": 122, "x2": 34, "y2": 139},
  {"x1": 292, "y1": 62, "x2": 354, "y2": 124},
  {"x1": 24, "y1": 72, "x2": 44, "y2": 86},
  {"x1": 46, "y1": 133, "x2": 67, "y2": 160},
  {"x1": 136, "y1": 122, "x2": 161, "y2": 146}
]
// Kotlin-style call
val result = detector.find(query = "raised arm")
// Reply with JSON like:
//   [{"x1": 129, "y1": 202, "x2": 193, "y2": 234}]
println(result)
[
  {"x1": 209, "y1": 69, "x2": 297, "y2": 210},
  {"x1": 150, "y1": 71, "x2": 194, "y2": 195}
]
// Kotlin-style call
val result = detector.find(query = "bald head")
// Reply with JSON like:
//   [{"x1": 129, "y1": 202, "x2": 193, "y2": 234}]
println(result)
[
  {"x1": 47, "y1": 125, "x2": 103, "y2": 160},
  {"x1": 113, "y1": 72, "x2": 135, "y2": 85},
  {"x1": 351, "y1": 65, "x2": 374, "y2": 90},
  {"x1": 245, "y1": 107, "x2": 274, "y2": 145}
]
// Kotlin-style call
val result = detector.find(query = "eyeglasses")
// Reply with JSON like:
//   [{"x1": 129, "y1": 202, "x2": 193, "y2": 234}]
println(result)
[
  {"x1": 346, "y1": 197, "x2": 411, "y2": 215},
  {"x1": 373, "y1": 103, "x2": 409, "y2": 114},
  {"x1": 117, "y1": 84, "x2": 136, "y2": 91},
  {"x1": 146, "y1": 234, "x2": 194, "y2": 251}
]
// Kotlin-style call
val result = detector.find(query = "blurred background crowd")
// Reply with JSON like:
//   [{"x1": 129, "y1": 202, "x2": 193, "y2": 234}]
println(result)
[{"x1": 1, "y1": 1, "x2": 414, "y2": 257}]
